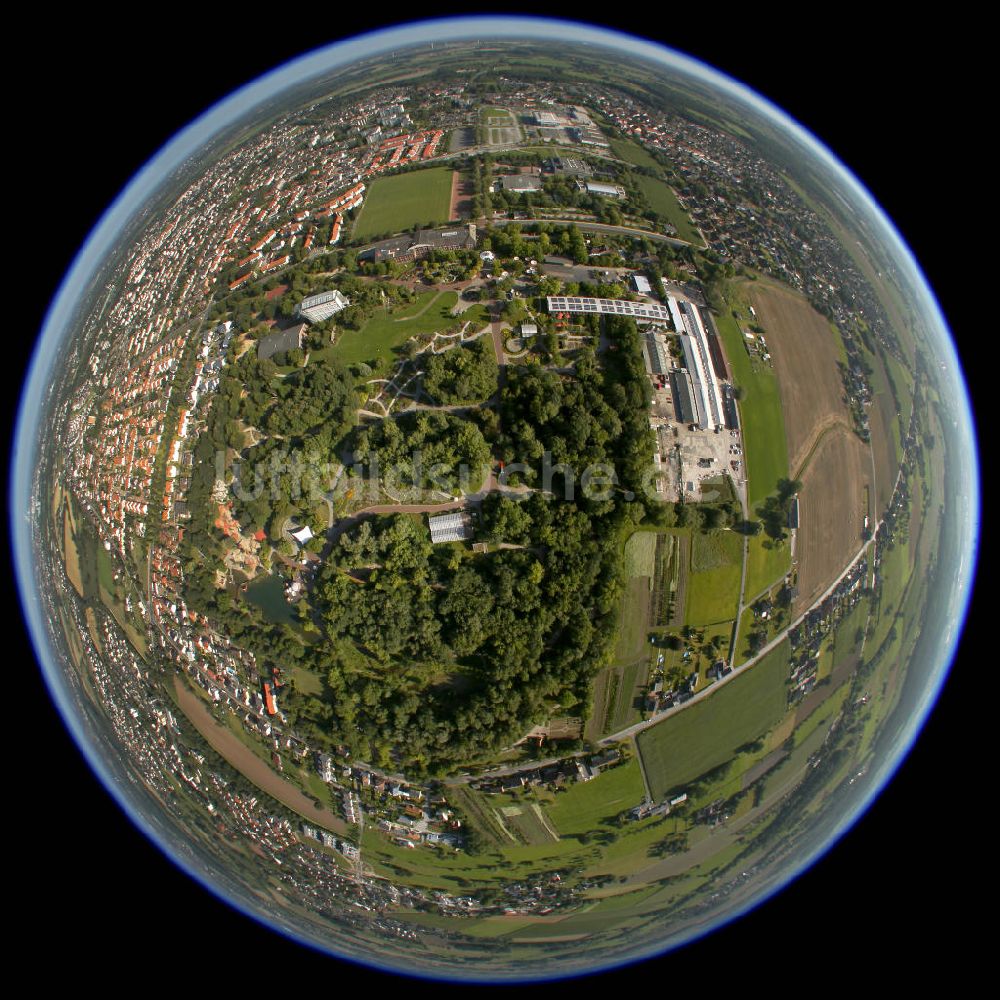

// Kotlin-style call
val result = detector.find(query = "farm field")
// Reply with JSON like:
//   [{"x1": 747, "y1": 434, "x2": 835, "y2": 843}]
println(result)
[
  {"x1": 499, "y1": 802, "x2": 559, "y2": 845},
  {"x1": 865, "y1": 344, "x2": 905, "y2": 514},
  {"x1": 63, "y1": 504, "x2": 84, "y2": 596},
  {"x1": 794, "y1": 428, "x2": 871, "y2": 612},
  {"x1": 743, "y1": 280, "x2": 851, "y2": 477},
  {"x1": 589, "y1": 657, "x2": 649, "y2": 738},
  {"x1": 352, "y1": 167, "x2": 455, "y2": 239},
  {"x1": 636, "y1": 640, "x2": 790, "y2": 802},
  {"x1": 613, "y1": 529, "x2": 661, "y2": 663},
  {"x1": 713, "y1": 304, "x2": 788, "y2": 509},
  {"x1": 614, "y1": 577, "x2": 652, "y2": 663},
  {"x1": 684, "y1": 530, "x2": 743, "y2": 626},
  {"x1": 740, "y1": 278, "x2": 873, "y2": 612},
  {"x1": 623, "y1": 529, "x2": 658, "y2": 579},
  {"x1": 634, "y1": 174, "x2": 702, "y2": 245}
]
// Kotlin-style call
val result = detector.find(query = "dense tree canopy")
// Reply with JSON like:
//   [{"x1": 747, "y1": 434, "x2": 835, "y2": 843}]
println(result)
[{"x1": 422, "y1": 337, "x2": 499, "y2": 405}]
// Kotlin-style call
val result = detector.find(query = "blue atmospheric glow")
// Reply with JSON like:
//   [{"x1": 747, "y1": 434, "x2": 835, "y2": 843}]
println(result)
[{"x1": 12, "y1": 15, "x2": 979, "y2": 981}]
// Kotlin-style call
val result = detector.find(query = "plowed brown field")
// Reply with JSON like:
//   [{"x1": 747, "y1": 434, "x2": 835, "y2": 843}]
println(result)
[
  {"x1": 744, "y1": 280, "x2": 873, "y2": 614},
  {"x1": 794, "y1": 427, "x2": 872, "y2": 612}
]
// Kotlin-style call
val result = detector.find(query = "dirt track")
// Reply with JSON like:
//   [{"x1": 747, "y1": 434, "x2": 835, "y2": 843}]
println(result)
[
  {"x1": 745, "y1": 280, "x2": 872, "y2": 614},
  {"x1": 449, "y1": 169, "x2": 472, "y2": 221},
  {"x1": 174, "y1": 677, "x2": 348, "y2": 835}
]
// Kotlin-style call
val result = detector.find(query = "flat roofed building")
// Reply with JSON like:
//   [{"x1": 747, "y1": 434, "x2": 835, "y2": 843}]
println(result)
[
  {"x1": 428, "y1": 510, "x2": 473, "y2": 544},
  {"x1": 297, "y1": 288, "x2": 351, "y2": 324},
  {"x1": 547, "y1": 156, "x2": 593, "y2": 177},
  {"x1": 642, "y1": 330, "x2": 669, "y2": 376},
  {"x1": 500, "y1": 174, "x2": 542, "y2": 192},
  {"x1": 632, "y1": 274, "x2": 652, "y2": 295},
  {"x1": 258, "y1": 323, "x2": 306, "y2": 362},
  {"x1": 360, "y1": 224, "x2": 477, "y2": 263},
  {"x1": 722, "y1": 384, "x2": 740, "y2": 431},
  {"x1": 670, "y1": 369, "x2": 699, "y2": 426},
  {"x1": 668, "y1": 296, "x2": 725, "y2": 431},
  {"x1": 546, "y1": 296, "x2": 670, "y2": 323},
  {"x1": 585, "y1": 181, "x2": 625, "y2": 199}
]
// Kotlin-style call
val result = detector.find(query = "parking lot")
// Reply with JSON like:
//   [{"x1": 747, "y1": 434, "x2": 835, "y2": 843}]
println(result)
[{"x1": 651, "y1": 396, "x2": 745, "y2": 506}]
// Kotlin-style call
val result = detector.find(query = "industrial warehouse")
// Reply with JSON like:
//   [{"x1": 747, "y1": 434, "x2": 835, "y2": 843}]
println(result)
[{"x1": 667, "y1": 295, "x2": 726, "y2": 431}]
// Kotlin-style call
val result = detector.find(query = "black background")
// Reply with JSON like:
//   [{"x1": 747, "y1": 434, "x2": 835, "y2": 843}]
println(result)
[{"x1": 13, "y1": 8, "x2": 978, "y2": 988}]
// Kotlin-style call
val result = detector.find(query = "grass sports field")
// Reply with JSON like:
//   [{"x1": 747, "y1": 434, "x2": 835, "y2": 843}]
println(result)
[
  {"x1": 713, "y1": 303, "x2": 788, "y2": 509},
  {"x1": 636, "y1": 640, "x2": 790, "y2": 801},
  {"x1": 634, "y1": 175, "x2": 702, "y2": 245},
  {"x1": 352, "y1": 167, "x2": 455, "y2": 240},
  {"x1": 685, "y1": 530, "x2": 742, "y2": 626}
]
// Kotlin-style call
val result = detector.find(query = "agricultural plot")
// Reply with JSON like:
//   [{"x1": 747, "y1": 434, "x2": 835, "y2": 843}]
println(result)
[
  {"x1": 650, "y1": 532, "x2": 688, "y2": 628},
  {"x1": 865, "y1": 345, "x2": 905, "y2": 514},
  {"x1": 614, "y1": 577, "x2": 652, "y2": 663},
  {"x1": 685, "y1": 531, "x2": 743, "y2": 626},
  {"x1": 794, "y1": 429, "x2": 871, "y2": 612},
  {"x1": 742, "y1": 280, "x2": 872, "y2": 611},
  {"x1": 352, "y1": 167, "x2": 455, "y2": 239},
  {"x1": 713, "y1": 305, "x2": 788, "y2": 510},
  {"x1": 634, "y1": 174, "x2": 702, "y2": 245},
  {"x1": 592, "y1": 657, "x2": 649, "y2": 737},
  {"x1": 447, "y1": 785, "x2": 517, "y2": 850},
  {"x1": 63, "y1": 504, "x2": 84, "y2": 596},
  {"x1": 636, "y1": 640, "x2": 790, "y2": 802},
  {"x1": 744, "y1": 281, "x2": 850, "y2": 477},
  {"x1": 500, "y1": 803, "x2": 560, "y2": 845},
  {"x1": 623, "y1": 529, "x2": 657, "y2": 579}
]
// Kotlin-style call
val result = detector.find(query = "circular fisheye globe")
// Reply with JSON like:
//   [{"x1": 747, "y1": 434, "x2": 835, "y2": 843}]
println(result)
[{"x1": 14, "y1": 16, "x2": 978, "y2": 982}]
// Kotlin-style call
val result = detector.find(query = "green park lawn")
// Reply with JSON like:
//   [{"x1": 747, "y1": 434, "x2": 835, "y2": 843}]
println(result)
[
  {"x1": 327, "y1": 291, "x2": 488, "y2": 367},
  {"x1": 352, "y1": 167, "x2": 455, "y2": 239}
]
